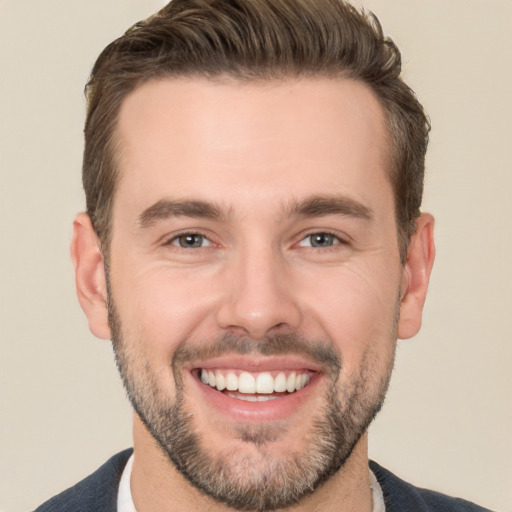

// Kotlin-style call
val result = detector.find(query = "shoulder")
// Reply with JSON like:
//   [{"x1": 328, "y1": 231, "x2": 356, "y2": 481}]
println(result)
[
  {"x1": 33, "y1": 449, "x2": 133, "y2": 512},
  {"x1": 370, "y1": 461, "x2": 494, "y2": 512}
]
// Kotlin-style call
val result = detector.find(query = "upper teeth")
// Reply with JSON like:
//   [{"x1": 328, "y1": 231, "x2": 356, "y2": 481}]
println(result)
[{"x1": 200, "y1": 369, "x2": 311, "y2": 394}]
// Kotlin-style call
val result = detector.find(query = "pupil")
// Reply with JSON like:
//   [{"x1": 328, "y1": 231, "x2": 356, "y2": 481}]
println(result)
[
  {"x1": 311, "y1": 233, "x2": 333, "y2": 247},
  {"x1": 179, "y1": 234, "x2": 202, "y2": 248}
]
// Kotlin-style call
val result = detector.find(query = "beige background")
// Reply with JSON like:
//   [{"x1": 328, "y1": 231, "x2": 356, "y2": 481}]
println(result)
[{"x1": 0, "y1": 1, "x2": 511, "y2": 511}]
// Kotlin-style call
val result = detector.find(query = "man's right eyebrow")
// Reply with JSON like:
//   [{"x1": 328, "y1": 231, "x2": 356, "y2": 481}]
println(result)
[{"x1": 137, "y1": 199, "x2": 223, "y2": 228}]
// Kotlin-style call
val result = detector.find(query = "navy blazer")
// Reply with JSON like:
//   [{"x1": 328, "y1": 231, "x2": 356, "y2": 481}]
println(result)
[{"x1": 34, "y1": 449, "x2": 493, "y2": 511}]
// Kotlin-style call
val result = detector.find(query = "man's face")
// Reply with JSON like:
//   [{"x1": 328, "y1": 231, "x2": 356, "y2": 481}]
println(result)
[{"x1": 108, "y1": 77, "x2": 404, "y2": 509}]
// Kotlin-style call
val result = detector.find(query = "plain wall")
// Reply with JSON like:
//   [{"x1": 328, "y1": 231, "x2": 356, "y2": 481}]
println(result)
[{"x1": 0, "y1": 1, "x2": 510, "y2": 511}]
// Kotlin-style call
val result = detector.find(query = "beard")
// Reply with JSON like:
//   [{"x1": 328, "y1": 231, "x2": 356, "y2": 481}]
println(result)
[{"x1": 108, "y1": 294, "x2": 397, "y2": 511}]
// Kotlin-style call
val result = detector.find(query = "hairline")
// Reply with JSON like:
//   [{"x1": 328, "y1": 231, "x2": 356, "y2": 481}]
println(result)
[{"x1": 97, "y1": 71, "x2": 408, "y2": 263}]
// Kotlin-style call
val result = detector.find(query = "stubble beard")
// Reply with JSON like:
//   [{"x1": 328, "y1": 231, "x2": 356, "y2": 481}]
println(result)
[{"x1": 107, "y1": 295, "x2": 397, "y2": 511}]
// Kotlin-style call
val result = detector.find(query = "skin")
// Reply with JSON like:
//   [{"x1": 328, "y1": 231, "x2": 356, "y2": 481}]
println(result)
[{"x1": 71, "y1": 77, "x2": 435, "y2": 511}]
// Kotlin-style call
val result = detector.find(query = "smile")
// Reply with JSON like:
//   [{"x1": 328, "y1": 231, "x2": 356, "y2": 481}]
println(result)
[
  {"x1": 199, "y1": 369, "x2": 312, "y2": 401},
  {"x1": 189, "y1": 359, "x2": 322, "y2": 422}
]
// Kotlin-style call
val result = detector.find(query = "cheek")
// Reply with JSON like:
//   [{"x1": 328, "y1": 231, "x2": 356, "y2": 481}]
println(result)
[
  {"x1": 111, "y1": 264, "x2": 222, "y2": 352},
  {"x1": 297, "y1": 262, "x2": 400, "y2": 365},
  {"x1": 110, "y1": 268, "x2": 217, "y2": 397}
]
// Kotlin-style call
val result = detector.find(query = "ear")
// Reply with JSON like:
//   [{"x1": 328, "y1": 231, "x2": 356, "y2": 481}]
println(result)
[
  {"x1": 398, "y1": 213, "x2": 436, "y2": 340},
  {"x1": 70, "y1": 212, "x2": 111, "y2": 340}
]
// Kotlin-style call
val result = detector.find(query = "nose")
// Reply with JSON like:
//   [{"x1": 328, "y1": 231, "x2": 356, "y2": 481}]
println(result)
[{"x1": 216, "y1": 245, "x2": 302, "y2": 339}]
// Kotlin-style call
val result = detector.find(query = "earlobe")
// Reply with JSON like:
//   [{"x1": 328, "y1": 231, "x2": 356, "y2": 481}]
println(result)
[
  {"x1": 70, "y1": 212, "x2": 111, "y2": 340},
  {"x1": 398, "y1": 213, "x2": 436, "y2": 340}
]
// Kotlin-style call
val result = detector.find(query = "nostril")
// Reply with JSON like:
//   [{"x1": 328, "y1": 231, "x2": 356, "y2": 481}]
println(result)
[{"x1": 216, "y1": 288, "x2": 302, "y2": 339}]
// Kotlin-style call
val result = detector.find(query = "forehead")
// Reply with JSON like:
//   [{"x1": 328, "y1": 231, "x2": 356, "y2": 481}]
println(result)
[{"x1": 113, "y1": 76, "x2": 392, "y2": 219}]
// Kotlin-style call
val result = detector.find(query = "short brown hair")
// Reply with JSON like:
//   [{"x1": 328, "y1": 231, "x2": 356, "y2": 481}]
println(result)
[{"x1": 84, "y1": 0, "x2": 430, "y2": 261}]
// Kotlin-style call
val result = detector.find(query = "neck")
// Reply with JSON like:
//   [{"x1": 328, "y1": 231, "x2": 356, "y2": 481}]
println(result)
[{"x1": 130, "y1": 414, "x2": 373, "y2": 512}]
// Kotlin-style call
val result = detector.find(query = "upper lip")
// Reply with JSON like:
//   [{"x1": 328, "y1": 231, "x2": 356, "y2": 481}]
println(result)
[{"x1": 185, "y1": 355, "x2": 324, "y2": 374}]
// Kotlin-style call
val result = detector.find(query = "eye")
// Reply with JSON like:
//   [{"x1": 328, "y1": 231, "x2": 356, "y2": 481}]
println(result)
[
  {"x1": 298, "y1": 232, "x2": 341, "y2": 248},
  {"x1": 170, "y1": 233, "x2": 212, "y2": 249}
]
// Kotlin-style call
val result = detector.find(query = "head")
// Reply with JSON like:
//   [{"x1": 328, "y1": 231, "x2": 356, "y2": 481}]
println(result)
[
  {"x1": 83, "y1": 0, "x2": 429, "y2": 263},
  {"x1": 73, "y1": 1, "x2": 435, "y2": 510}
]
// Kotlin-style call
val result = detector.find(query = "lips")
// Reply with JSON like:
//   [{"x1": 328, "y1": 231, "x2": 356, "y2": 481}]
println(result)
[{"x1": 184, "y1": 353, "x2": 325, "y2": 421}]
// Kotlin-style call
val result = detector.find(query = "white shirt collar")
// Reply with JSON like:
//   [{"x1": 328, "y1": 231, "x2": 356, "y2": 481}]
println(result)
[
  {"x1": 117, "y1": 453, "x2": 136, "y2": 512},
  {"x1": 370, "y1": 466, "x2": 386, "y2": 512},
  {"x1": 117, "y1": 454, "x2": 386, "y2": 512}
]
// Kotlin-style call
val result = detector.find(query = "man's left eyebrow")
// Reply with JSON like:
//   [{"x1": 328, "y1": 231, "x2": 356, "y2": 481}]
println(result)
[
  {"x1": 288, "y1": 195, "x2": 373, "y2": 220},
  {"x1": 137, "y1": 199, "x2": 223, "y2": 228}
]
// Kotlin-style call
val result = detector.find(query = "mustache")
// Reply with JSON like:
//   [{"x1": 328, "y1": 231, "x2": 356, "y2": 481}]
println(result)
[{"x1": 172, "y1": 332, "x2": 342, "y2": 377}]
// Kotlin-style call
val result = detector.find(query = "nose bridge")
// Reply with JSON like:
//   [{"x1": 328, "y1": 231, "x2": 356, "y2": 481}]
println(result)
[{"x1": 216, "y1": 237, "x2": 301, "y2": 338}]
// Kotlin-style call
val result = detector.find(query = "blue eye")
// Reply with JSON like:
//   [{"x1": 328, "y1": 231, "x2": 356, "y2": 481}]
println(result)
[
  {"x1": 172, "y1": 234, "x2": 211, "y2": 248},
  {"x1": 299, "y1": 233, "x2": 340, "y2": 248}
]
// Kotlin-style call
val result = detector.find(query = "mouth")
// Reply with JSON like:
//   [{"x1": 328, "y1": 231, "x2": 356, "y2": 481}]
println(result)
[
  {"x1": 185, "y1": 354, "x2": 325, "y2": 422},
  {"x1": 197, "y1": 368, "x2": 313, "y2": 402}
]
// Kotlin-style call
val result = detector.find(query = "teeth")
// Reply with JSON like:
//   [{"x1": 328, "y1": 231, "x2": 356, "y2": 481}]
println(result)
[
  {"x1": 256, "y1": 372, "x2": 274, "y2": 394},
  {"x1": 257, "y1": 395, "x2": 277, "y2": 401},
  {"x1": 239, "y1": 372, "x2": 256, "y2": 393},
  {"x1": 215, "y1": 371, "x2": 226, "y2": 391},
  {"x1": 286, "y1": 372, "x2": 296, "y2": 393},
  {"x1": 225, "y1": 372, "x2": 238, "y2": 391},
  {"x1": 224, "y1": 392, "x2": 281, "y2": 402},
  {"x1": 274, "y1": 372, "x2": 287, "y2": 392},
  {"x1": 200, "y1": 368, "x2": 312, "y2": 396},
  {"x1": 240, "y1": 393, "x2": 258, "y2": 402}
]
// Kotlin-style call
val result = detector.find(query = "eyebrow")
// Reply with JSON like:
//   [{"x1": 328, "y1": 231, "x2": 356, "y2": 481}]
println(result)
[
  {"x1": 137, "y1": 199, "x2": 223, "y2": 228},
  {"x1": 137, "y1": 193, "x2": 373, "y2": 229},
  {"x1": 288, "y1": 195, "x2": 373, "y2": 221}
]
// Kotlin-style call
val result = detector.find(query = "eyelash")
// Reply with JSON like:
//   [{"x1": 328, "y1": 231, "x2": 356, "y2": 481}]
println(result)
[
  {"x1": 164, "y1": 230, "x2": 347, "y2": 250},
  {"x1": 297, "y1": 231, "x2": 346, "y2": 249},
  {"x1": 165, "y1": 231, "x2": 213, "y2": 249}
]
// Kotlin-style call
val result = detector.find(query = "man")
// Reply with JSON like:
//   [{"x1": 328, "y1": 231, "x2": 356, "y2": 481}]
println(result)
[{"x1": 35, "y1": 0, "x2": 493, "y2": 511}]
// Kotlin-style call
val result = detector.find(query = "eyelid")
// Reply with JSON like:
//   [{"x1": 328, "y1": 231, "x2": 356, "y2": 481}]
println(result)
[
  {"x1": 296, "y1": 230, "x2": 348, "y2": 247},
  {"x1": 159, "y1": 228, "x2": 350, "y2": 249},
  {"x1": 163, "y1": 229, "x2": 216, "y2": 248}
]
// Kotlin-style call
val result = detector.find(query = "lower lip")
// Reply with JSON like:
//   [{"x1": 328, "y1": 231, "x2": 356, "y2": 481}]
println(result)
[{"x1": 189, "y1": 371, "x2": 321, "y2": 423}]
